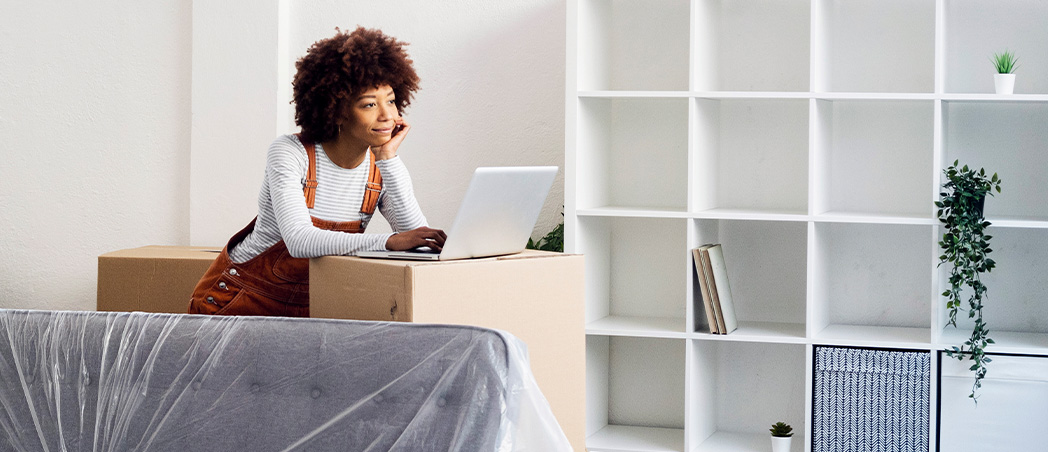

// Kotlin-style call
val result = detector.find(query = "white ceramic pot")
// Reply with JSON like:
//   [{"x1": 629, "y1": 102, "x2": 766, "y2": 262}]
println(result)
[
  {"x1": 771, "y1": 435, "x2": 792, "y2": 452},
  {"x1": 995, "y1": 73, "x2": 1016, "y2": 95}
]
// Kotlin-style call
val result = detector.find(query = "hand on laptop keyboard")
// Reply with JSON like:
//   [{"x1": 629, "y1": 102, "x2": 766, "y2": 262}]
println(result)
[{"x1": 385, "y1": 226, "x2": 447, "y2": 252}]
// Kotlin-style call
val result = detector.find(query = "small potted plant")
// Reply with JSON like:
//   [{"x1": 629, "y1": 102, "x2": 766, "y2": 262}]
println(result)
[
  {"x1": 770, "y1": 421, "x2": 793, "y2": 452},
  {"x1": 992, "y1": 49, "x2": 1019, "y2": 94},
  {"x1": 936, "y1": 160, "x2": 1003, "y2": 401}
]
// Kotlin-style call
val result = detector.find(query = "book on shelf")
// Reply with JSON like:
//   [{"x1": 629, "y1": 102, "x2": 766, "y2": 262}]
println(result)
[
  {"x1": 692, "y1": 244, "x2": 738, "y2": 335},
  {"x1": 693, "y1": 246, "x2": 719, "y2": 334},
  {"x1": 706, "y1": 244, "x2": 738, "y2": 334}
]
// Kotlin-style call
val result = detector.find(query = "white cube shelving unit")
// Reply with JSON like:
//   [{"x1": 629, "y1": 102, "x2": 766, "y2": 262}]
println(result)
[{"x1": 567, "y1": 0, "x2": 1048, "y2": 451}]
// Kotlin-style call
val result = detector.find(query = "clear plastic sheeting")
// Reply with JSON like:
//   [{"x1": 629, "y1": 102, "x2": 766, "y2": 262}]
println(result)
[{"x1": 0, "y1": 309, "x2": 571, "y2": 451}]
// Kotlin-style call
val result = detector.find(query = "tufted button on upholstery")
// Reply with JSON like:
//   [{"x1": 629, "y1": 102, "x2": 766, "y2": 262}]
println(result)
[
  {"x1": 229, "y1": 268, "x2": 238, "y2": 276},
  {"x1": 250, "y1": 384, "x2": 260, "y2": 393},
  {"x1": 374, "y1": 395, "x2": 384, "y2": 403},
  {"x1": 311, "y1": 388, "x2": 321, "y2": 399},
  {"x1": 436, "y1": 397, "x2": 447, "y2": 407},
  {"x1": 218, "y1": 282, "x2": 227, "y2": 290},
  {"x1": 206, "y1": 296, "x2": 216, "y2": 304},
  {"x1": 192, "y1": 381, "x2": 201, "y2": 391}
]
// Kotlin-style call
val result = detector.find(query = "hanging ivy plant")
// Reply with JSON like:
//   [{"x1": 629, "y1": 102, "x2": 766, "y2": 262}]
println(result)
[
  {"x1": 527, "y1": 209, "x2": 564, "y2": 252},
  {"x1": 936, "y1": 160, "x2": 1002, "y2": 402}
]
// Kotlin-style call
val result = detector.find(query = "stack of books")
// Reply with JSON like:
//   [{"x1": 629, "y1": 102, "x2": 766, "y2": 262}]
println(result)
[{"x1": 693, "y1": 244, "x2": 738, "y2": 335}]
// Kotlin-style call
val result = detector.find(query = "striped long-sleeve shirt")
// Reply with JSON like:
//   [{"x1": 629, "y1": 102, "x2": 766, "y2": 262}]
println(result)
[{"x1": 229, "y1": 134, "x2": 427, "y2": 263}]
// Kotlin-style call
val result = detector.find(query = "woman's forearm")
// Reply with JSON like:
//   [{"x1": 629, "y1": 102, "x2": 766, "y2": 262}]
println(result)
[{"x1": 375, "y1": 157, "x2": 428, "y2": 233}]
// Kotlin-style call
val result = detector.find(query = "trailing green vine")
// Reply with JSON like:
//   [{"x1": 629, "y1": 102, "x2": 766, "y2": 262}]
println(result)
[{"x1": 936, "y1": 161, "x2": 1002, "y2": 402}]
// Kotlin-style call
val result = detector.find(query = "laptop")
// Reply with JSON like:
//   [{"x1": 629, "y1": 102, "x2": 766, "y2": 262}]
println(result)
[{"x1": 355, "y1": 166, "x2": 558, "y2": 261}]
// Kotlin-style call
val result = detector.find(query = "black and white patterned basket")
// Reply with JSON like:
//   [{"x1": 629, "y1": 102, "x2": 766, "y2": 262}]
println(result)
[{"x1": 813, "y1": 346, "x2": 930, "y2": 452}]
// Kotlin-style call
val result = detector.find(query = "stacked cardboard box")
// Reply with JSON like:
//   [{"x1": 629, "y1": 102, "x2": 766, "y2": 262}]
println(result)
[{"x1": 97, "y1": 246, "x2": 221, "y2": 314}]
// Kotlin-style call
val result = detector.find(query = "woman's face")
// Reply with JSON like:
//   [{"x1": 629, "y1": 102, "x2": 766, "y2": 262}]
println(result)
[{"x1": 343, "y1": 84, "x2": 399, "y2": 147}]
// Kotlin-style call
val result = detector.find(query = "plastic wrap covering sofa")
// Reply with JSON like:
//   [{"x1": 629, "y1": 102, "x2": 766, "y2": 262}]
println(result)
[{"x1": 0, "y1": 309, "x2": 570, "y2": 451}]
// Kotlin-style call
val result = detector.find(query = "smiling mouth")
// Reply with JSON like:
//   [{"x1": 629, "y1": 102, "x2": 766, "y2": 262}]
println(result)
[{"x1": 372, "y1": 128, "x2": 393, "y2": 134}]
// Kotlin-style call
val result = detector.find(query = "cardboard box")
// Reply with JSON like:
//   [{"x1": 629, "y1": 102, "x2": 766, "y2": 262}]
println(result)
[
  {"x1": 97, "y1": 246, "x2": 219, "y2": 313},
  {"x1": 310, "y1": 250, "x2": 586, "y2": 452}
]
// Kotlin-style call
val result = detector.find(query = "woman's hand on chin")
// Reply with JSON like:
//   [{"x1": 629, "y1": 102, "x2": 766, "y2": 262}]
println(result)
[
  {"x1": 371, "y1": 118, "x2": 410, "y2": 161},
  {"x1": 385, "y1": 226, "x2": 447, "y2": 251}
]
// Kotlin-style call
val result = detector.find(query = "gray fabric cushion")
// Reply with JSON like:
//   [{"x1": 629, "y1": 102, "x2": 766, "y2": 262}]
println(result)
[{"x1": 0, "y1": 310, "x2": 512, "y2": 451}]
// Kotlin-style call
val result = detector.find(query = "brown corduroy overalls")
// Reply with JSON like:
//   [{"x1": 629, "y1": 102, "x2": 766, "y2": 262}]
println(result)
[{"x1": 187, "y1": 135, "x2": 383, "y2": 317}]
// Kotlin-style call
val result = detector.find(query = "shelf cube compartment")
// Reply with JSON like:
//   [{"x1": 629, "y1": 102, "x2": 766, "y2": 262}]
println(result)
[
  {"x1": 940, "y1": 353, "x2": 1048, "y2": 451},
  {"x1": 813, "y1": 346, "x2": 930, "y2": 452},
  {"x1": 812, "y1": 223, "x2": 934, "y2": 345},
  {"x1": 691, "y1": 0, "x2": 810, "y2": 92},
  {"x1": 692, "y1": 99, "x2": 809, "y2": 215},
  {"x1": 945, "y1": 0, "x2": 1048, "y2": 94},
  {"x1": 577, "y1": 0, "x2": 690, "y2": 91},
  {"x1": 812, "y1": 100, "x2": 934, "y2": 219},
  {"x1": 813, "y1": 0, "x2": 934, "y2": 93},
  {"x1": 577, "y1": 97, "x2": 689, "y2": 212},
  {"x1": 937, "y1": 226, "x2": 1048, "y2": 353},
  {"x1": 943, "y1": 101, "x2": 1048, "y2": 222},
  {"x1": 689, "y1": 219, "x2": 807, "y2": 338},
  {"x1": 587, "y1": 335, "x2": 686, "y2": 452},
  {"x1": 580, "y1": 216, "x2": 689, "y2": 335},
  {"x1": 688, "y1": 340, "x2": 806, "y2": 452}
]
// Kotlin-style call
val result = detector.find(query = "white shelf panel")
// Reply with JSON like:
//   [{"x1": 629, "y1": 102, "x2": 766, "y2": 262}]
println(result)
[
  {"x1": 985, "y1": 216, "x2": 1048, "y2": 229},
  {"x1": 578, "y1": 207, "x2": 692, "y2": 219},
  {"x1": 940, "y1": 328, "x2": 1048, "y2": 356},
  {"x1": 943, "y1": 93, "x2": 1048, "y2": 102},
  {"x1": 588, "y1": 315, "x2": 688, "y2": 338},
  {"x1": 579, "y1": 90, "x2": 692, "y2": 98},
  {"x1": 577, "y1": 92, "x2": 1048, "y2": 102},
  {"x1": 691, "y1": 321, "x2": 806, "y2": 345},
  {"x1": 693, "y1": 208, "x2": 807, "y2": 222},
  {"x1": 814, "y1": 92, "x2": 935, "y2": 100},
  {"x1": 692, "y1": 91, "x2": 810, "y2": 100},
  {"x1": 815, "y1": 324, "x2": 931, "y2": 349},
  {"x1": 693, "y1": 431, "x2": 794, "y2": 452},
  {"x1": 813, "y1": 211, "x2": 935, "y2": 225},
  {"x1": 588, "y1": 425, "x2": 685, "y2": 452}
]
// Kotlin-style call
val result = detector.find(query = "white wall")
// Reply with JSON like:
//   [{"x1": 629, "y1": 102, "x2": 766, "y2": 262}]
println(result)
[
  {"x1": 1, "y1": 1, "x2": 566, "y2": 310},
  {"x1": 189, "y1": 0, "x2": 282, "y2": 246},
  {"x1": 0, "y1": 1, "x2": 192, "y2": 310}
]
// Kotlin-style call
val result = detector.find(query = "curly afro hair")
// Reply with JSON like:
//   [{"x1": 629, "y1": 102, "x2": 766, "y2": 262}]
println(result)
[{"x1": 293, "y1": 27, "x2": 420, "y2": 142}]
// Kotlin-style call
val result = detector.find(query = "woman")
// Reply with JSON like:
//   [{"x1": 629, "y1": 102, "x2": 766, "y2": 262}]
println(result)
[{"x1": 188, "y1": 27, "x2": 446, "y2": 317}]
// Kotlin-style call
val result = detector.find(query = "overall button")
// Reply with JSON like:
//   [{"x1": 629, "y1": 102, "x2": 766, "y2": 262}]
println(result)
[{"x1": 218, "y1": 282, "x2": 227, "y2": 290}]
